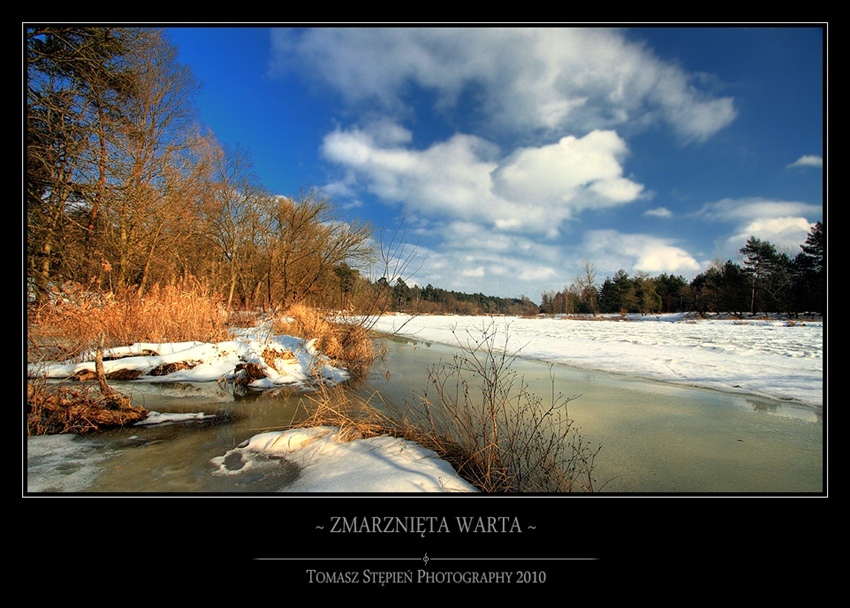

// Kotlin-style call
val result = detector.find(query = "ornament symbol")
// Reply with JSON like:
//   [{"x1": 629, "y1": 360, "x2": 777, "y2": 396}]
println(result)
[{"x1": 423, "y1": 553, "x2": 430, "y2": 566}]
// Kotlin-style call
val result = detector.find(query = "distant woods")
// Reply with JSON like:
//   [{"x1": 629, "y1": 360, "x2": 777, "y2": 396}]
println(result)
[
  {"x1": 540, "y1": 224, "x2": 825, "y2": 318},
  {"x1": 26, "y1": 27, "x2": 824, "y2": 319}
]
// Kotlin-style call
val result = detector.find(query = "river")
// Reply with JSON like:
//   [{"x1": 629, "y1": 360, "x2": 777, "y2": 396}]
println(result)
[{"x1": 25, "y1": 335, "x2": 824, "y2": 494}]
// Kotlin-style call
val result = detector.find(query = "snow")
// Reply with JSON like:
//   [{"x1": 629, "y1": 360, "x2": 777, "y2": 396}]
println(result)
[
  {"x1": 25, "y1": 312, "x2": 823, "y2": 494},
  {"x1": 135, "y1": 411, "x2": 217, "y2": 425},
  {"x1": 26, "y1": 321, "x2": 478, "y2": 493},
  {"x1": 28, "y1": 331, "x2": 350, "y2": 390},
  {"x1": 210, "y1": 427, "x2": 477, "y2": 493},
  {"x1": 368, "y1": 313, "x2": 824, "y2": 408}
]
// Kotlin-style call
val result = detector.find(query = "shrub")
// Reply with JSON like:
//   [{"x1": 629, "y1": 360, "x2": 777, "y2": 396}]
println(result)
[
  {"x1": 409, "y1": 322, "x2": 600, "y2": 492},
  {"x1": 298, "y1": 320, "x2": 601, "y2": 493}
]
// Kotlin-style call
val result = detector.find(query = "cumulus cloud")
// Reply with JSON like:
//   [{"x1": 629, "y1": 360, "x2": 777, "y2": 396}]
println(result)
[
  {"x1": 491, "y1": 130, "x2": 644, "y2": 213},
  {"x1": 267, "y1": 27, "x2": 752, "y2": 297},
  {"x1": 698, "y1": 197, "x2": 821, "y2": 256},
  {"x1": 580, "y1": 230, "x2": 701, "y2": 276},
  {"x1": 787, "y1": 154, "x2": 823, "y2": 168},
  {"x1": 322, "y1": 123, "x2": 645, "y2": 236},
  {"x1": 726, "y1": 217, "x2": 816, "y2": 253},
  {"x1": 272, "y1": 27, "x2": 736, "y2": 141}
]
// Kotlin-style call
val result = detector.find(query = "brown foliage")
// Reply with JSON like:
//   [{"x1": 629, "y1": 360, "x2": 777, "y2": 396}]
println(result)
[
  {"x1": 27, "y1": 381, "x2": 147, "y2": 436},
  {"x1": 27, "y1": 276, "x2": 229, "y2": 363},
  {"x1": 274, "y1": 304, "x2": 380, "y2": 381},
  {"x1": 233, "y1": 362, "x2": 267, "y2": 385}
]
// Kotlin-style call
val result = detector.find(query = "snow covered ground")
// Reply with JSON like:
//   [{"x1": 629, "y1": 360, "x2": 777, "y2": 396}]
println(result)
[
  {"x1": 368, "y1": 313, "x2": 824, "y2": 408},
  {"x1": 25, "y1": 312, "x2": 823, "y2": 494},
  {"x1": 209, "y1": 427, "x2": 477, "y2": 493}
]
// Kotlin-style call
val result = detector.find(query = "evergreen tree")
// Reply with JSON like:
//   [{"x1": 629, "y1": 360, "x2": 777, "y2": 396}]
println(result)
[
  {"x1": 740, "y1": 237, "x2": 779, "y2": 314},
  {"x1": 792, "y1": 222, "x2": 825, "y2": 315},
  {"x1": 654, "y1": 273, "x2": 688, "y2": 313}
]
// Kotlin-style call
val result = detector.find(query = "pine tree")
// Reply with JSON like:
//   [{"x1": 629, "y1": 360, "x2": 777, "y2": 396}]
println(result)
[{"x1": 740, "y1": 237, "x2": 779, "y2": 314}]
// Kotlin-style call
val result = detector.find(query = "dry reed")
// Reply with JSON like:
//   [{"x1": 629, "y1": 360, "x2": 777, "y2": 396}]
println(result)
[
  {"x1": 26, "y1": 379, "x2": 147, "y2": 435},
  {"x1": 27, "y1": 276, "x2": 229, "y2": 363},
  {"x1": 274, "y1": 304, "x2": 380, "y2": 381}
]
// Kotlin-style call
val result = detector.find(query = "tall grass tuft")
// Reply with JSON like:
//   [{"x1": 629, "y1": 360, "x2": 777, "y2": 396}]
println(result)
[
  {"x1": 274, "y1": 304, "x2": 380, "y2": 381},
  {"x1": 408, "y1": 321, "x2": 600, "y2": 492},
  {"x1": 27, "y1": 276, "x2": 229, "y2": 363}
]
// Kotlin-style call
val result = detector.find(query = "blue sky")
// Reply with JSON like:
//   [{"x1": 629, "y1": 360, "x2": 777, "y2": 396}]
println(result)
[{"x1": 167, "y1": 25, "x2": 824, "y2": 300}]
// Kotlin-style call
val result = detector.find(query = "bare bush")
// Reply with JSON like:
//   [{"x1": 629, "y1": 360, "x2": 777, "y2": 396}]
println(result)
[
  {"x1": 409, "y1": 321, "x2": 600, "y2": 492},
  {"x1": 297, "y1": 320, "x2": 601, "y2": 493}
]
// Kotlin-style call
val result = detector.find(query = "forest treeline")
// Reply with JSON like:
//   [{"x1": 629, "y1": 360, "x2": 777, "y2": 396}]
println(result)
[
  {"x1": 538, "y1": 225, "x2": 824, "y2": 318},
  {"x1": 26, "y1": 27, "x2": 824, "y2": 321}
]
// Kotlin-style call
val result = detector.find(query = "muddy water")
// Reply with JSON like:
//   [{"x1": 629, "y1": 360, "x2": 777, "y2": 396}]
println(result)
[{"x1": 25, "y1": 336, "x2": 824, "y2": 494}]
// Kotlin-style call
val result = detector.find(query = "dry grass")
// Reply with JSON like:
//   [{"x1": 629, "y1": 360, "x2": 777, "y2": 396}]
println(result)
[
  {"x1": 293, "y1": 321, "x2": 601, "y2": 493},
  {"x1": 27, "y1": 276, "x2": 229, "y2": 364},
  {"x1": 27, "y1": 340, "x2": 149, "y2": 436},
  {"x1": 408, "y1": 323, "x2": 601, "y2": 492},
  {"x1": 26, "y1": 379, "x2": 147, "y2": 435},
  {"x1": 26, "y1": 278, "x2": 226, "y2": 436},
  {"x1": 294, "y1": 384, "x2": 479, "y2": 481},
  {"x1": 274, "y1": 304, "x2": 381, "y2": 381}
]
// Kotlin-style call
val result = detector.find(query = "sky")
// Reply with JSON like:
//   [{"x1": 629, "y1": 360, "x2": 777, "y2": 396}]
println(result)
[
  {"x1": 164, "y1": 25, "x2": 824, "y2": 301},
  {"x1": 26, "y1": 312, "x2": 823, "y2": 493}
]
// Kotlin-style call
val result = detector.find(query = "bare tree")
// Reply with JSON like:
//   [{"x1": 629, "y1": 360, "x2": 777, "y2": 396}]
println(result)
[
  {"x1": 26, "y1": 26, "x2": 137, "y2": 295},
  {"x1": 96, "y1": 29, "x2": 205, "y2": 294},
  {"x1": 573, "y1": 259, "x2": 599, "y2": 315},
  {"x1": 265, "y1": 190, "x2": 373, "y2": 308},
  {"x1": 198, "y1": 141, "x2": 269, "y2": 310}
]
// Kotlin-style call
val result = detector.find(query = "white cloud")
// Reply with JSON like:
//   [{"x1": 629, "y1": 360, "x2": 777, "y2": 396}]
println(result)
[
  {"x1": 699, "y1": 197, "x2": 821, "y2": 259},
  {"x1": 322, "y1": 124, "x2": 645, "y2": 235},
  {"x1": 370, "y1": 221, "x2": 705, "y2": 297},
  {"x1": 272, "y1": 27, "x2": 736, "y2": 140},
  {"x1": 634, "y1": 246, "x2": 702, "y2": 274},
  {"x1": 321, "y1": 179, "x2": 356, "y2": 199},
  {"x1": 492, "y1": 130, "x2": 644, "y2": 213},
  {"x1": 727, "y1": 217, "x2": 816, "y2": 254},
  {"x1": 644, "y1": 207, "x2": 672, "y2": 218},
  {"x1": 322, "y1": 127, "x2": 497, "y2": 213},
  {"x1": 698, "y1": 198, "x2": 821, "y2": 223},
  {"x1": 787, "y1": 154, "x2": 823, "y2": 168},
  {"x1": 396, "y1": 226, "x2": 564, "y2": 297},
  {"x1": 580, "y1": 230, "x2": 701, "y2": 277}
]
